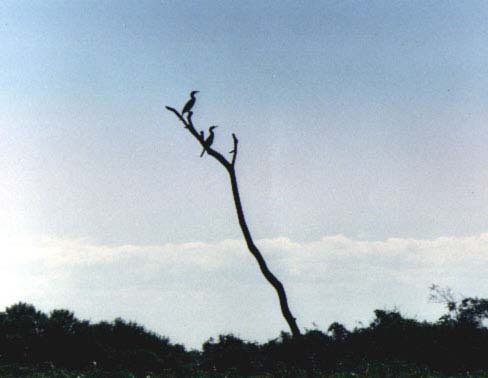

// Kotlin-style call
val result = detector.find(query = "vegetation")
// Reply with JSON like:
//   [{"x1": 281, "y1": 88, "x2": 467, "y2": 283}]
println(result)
[{"x1": 1, "y1": 289, "x2": 488, "y2": 377}]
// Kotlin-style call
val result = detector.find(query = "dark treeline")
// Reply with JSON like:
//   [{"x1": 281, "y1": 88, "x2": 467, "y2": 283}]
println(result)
[{"x1": 1, "y1": 291, "x2": 488, "y2": 377}]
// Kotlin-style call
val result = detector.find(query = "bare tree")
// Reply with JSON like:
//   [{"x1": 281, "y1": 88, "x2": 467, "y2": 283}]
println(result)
[{"x1": 166, "y1": 93, "x2": 301, "y2": 337}]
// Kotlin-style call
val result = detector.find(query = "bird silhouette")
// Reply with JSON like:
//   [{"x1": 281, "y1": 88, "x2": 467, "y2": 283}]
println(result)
[
  {"x1": 182, "y1": 91, "x2": 199, "y2": 115},
  {"x1": 200, "y1": 126, "x2": 218, "y2": 157}
]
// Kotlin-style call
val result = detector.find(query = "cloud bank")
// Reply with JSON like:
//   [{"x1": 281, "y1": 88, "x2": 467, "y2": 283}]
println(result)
[{"x1": 1, "y1": 233, "x2": 488, "y2": 348}]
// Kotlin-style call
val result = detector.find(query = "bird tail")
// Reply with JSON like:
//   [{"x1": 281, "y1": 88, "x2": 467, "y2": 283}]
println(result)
[{"x1": 200, "y1": 148, "x2": 205, "y2": 158}]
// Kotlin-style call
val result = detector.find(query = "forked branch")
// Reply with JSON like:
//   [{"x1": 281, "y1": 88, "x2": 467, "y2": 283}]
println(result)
[
  {"x1": 166, "y1": 95, "x2": 301, "y2": 337},
  {"x1": 165, "y1": 106, "x2": 231, "y2": 169}
]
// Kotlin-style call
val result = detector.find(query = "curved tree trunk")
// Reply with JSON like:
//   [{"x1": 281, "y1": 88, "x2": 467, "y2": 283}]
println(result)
[
  {"x1": 226, "y1": 167, "x2": 301, "y2": 337},
  {"x1": 166, "y1": 102, "x2": 301, "y2": 337}
]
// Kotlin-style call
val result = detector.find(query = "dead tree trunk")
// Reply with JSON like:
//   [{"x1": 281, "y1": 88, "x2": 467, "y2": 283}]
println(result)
[{"x1": 166, "y1": 98, "x2": 301, "y2": 337}]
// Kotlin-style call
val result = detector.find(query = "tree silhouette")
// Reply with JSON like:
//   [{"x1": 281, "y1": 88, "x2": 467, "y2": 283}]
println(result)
[
  {"x1": 166, "y1": 93, "x2": 301, "y2": 337},
  {"x1": 1, "y1": 299, "x2": 488, "y2": 375},
  {"x1": 430, "y1": 284, "x2": 488, "y2": 327}
]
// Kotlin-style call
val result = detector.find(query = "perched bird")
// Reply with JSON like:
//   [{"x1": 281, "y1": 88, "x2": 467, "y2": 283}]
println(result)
[
  {"x1": 181, "y1": 91, "x2": 199, "y2": 115},
  {"x1": 199, "y1": 130, "x2": 205, "y2": 141},
  {"x1": 200, "y1": 126, "x2": 218, "y2": 157}
]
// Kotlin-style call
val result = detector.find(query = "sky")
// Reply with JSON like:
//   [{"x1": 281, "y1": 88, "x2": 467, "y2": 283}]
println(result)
[{"x1": 1, "y1": 0, "x2": 488, "y2": 349}]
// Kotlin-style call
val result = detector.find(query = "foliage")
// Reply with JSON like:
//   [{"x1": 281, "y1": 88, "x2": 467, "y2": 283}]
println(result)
[{"x1": 2, "y1": 290, "x2": 488, "y2": 376}]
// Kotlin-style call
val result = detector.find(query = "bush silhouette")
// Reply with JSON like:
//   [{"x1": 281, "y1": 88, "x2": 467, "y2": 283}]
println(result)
[{"x1": 0, "y1": 294, "x2": 488, "y2": 375}]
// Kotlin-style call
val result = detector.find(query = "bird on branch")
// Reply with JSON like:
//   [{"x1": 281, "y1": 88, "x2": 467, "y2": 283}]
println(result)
[
  {"x1": 200, "y1": 126, "x2": 218, "y2": 157},
  {"x1": 181, "y1": 91, "x2": 199, "y2": 116}
]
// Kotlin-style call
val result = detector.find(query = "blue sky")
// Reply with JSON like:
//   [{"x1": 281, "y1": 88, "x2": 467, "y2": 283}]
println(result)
[{"x1": 1, "y1": 1, "x2": 488, "y2": 348}]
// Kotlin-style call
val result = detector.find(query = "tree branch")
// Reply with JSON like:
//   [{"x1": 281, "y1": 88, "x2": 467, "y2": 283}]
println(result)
[
  {"x1": 230, "y1": 133, "x2": 238, "y2": 167},
  {"x1": 165, "y1": 106, "x2": 231, "y2": 169},
  {"x1": 165, "y1": 106, "x2": 190, "y2": 128},
  {"x1": 165, "y1": 98, "x2": 301, "y2": 338}
]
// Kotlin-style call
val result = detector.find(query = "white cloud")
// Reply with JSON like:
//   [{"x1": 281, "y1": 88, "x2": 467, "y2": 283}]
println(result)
[{"x1": 0, "y1": 233, "x2": 487, "y2": 348}]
